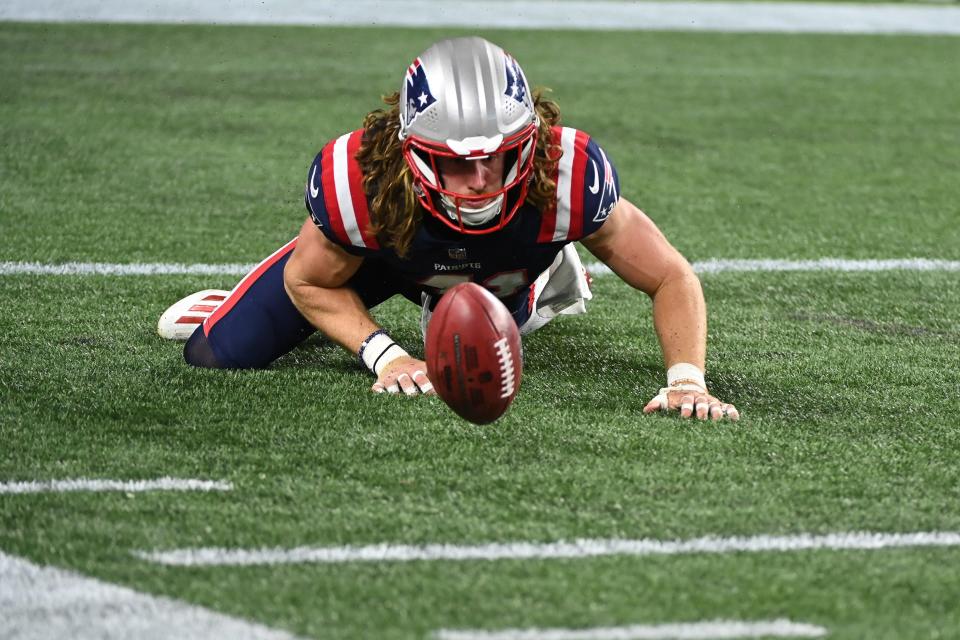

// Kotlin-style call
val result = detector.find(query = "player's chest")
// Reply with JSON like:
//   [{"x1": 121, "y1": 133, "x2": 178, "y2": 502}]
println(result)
[{"x1": 381, "y1": 221, "x2": 564, "y2": 297}]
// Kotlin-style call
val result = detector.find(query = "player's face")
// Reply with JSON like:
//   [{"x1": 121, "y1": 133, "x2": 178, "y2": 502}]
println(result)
[{"x1": 436, "y1": 153, "x2": 506, "y2": 205}]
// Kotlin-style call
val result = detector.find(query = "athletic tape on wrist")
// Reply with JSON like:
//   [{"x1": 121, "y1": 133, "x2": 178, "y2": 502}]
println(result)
[
  {"x1": 358, "y1": 330, "x2": 409, "y2": 376},
  {"x1": 667, "y1": 362, "x2": 706, "y2": 391}
]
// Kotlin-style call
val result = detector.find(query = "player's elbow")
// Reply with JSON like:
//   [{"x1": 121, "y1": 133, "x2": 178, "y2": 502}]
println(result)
[
  {"x1": 283, "y1": 261, "x2": 348, "y2": 323},
  {"x1": 654, "y1": 260, "x2": 702, "y2": 300},
  {"x1": 282, "y1": 258, "x2": 313, "y2": 309},
  {"x1": 669, "y1": 254, "x2": 698, "y2": 284}
]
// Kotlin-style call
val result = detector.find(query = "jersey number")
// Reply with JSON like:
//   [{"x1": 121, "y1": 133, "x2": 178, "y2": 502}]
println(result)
[{"x1": 420, "y1": 269, "x2": 529, "y2": 298}]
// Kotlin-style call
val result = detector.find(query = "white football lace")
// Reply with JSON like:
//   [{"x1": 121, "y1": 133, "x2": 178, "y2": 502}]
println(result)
[{"x1": 494, "y1": 337, "x2": 515, "y2": 398}]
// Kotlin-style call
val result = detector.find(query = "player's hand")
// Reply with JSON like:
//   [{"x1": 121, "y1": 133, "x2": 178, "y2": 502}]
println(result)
[
  {"x1": 371, "y1": 356, "x2": 435, "y2": 396},
  {"x1": 643, "y1": 386, "x2": 740, "y2": 421}
]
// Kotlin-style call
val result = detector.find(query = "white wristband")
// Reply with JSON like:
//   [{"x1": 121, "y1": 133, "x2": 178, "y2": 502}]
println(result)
[
  {"x1": 667, "y1": 362, "x2": 706, "y2": 391},
  {"x1": 359, "y1": 331, "x2": 409, "y2": 376}
]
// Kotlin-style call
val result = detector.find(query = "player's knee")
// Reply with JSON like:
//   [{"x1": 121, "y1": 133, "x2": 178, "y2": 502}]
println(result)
[{"x1": 183, "y1": 327, "x2": 224, "y2": 368}]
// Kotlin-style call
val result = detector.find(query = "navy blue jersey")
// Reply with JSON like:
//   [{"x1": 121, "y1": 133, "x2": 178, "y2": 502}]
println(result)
[{"x1": 304, "y1": 126, "x2": 620, "y2": 305}]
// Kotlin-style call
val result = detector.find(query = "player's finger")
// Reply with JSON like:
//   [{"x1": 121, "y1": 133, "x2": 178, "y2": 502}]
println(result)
[
  {"x1": 709, "y1": 402, "x2": 723, "y2": 421},
  {"x1": 679, "y1": 394, "x2": 695, "y2": 418},
  {"x1": 386, "y1": 383, "x2": 400, "y2": 394},
  {"x1": 695, "y1": 396, "x2": 710, "y2": 420},
  {"x1": 412, "y1": 370, "x2": 434, "y2": 395},
  {"x1": 724, "y1": 404, "x2": 741, "y2": 421},
  {"x1": 697, "y1": 398, "x2": 709, "y2": 419},
  {"x1": 396, "y1": 373, "x2": 418, "y2": 396},
  {"x1": 371, "y1": 382, "x2": 386, "y2": 394},
  {"x1": 643, "y1": 392, "x2": 669, "y2": 414}
]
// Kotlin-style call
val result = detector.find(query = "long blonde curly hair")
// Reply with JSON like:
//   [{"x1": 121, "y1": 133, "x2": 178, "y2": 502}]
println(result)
[{"x1": 355, "y1": 89, "x2": 562, "y2": 257}]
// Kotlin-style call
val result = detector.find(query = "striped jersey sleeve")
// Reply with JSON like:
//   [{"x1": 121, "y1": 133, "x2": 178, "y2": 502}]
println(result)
[
  {"x1": 536, "y1": 126, "x2": 620, "y2": 244},
  {"x1": 303, "y1": 129, "x2": 380, "y2": 253}
]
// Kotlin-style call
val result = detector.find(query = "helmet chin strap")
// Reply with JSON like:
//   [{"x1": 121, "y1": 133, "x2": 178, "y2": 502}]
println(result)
[{"x1": 440, "y1": 193, "x2": 504, "y2": 227}]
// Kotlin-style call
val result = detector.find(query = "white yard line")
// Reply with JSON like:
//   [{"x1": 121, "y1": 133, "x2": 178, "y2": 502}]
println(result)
[
  {"x1": 0, "y1": 477, "x2": 232, "y2": 495},
  {"x1": 434, "y1": 619, "x2": 828, "y2": 640},
  {"x1": 0, "y1": 261, "x2": 254, "y2": 276},
  {"x1": 592, "y1": 257, "x2": 960, "y2": 275},
  {"x1": 690, "y1": 257, "x2": 960, "y2": 274},
  {"x1": 1, "y1": 0, "x2": 959, "y2": 35},
  {"x1": 0, "y1": 551, "x2": 302, "y2": 640},
  {"x1": 2, "y1": 258, "x2": 958, "y2": 278},
  {"x1": 134, "y1": 530, "x2": 960, "y2": 567}
]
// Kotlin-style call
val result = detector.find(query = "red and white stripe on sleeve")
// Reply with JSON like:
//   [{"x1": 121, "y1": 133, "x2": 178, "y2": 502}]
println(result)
[
  {"x1": 537, "y1": 126, "x2": 590, "y2": 244},
  {"x1": 319, "y1": 130, "x2": 380, "y2": 250}
]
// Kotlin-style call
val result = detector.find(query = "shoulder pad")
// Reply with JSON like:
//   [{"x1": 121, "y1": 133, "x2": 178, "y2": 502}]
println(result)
[
  {"x1": 537, "y1": 126, "x2": 620, "y2": 243},
  {"x1": 304, "y1": 129, "x2": 380, "y2": 251}
]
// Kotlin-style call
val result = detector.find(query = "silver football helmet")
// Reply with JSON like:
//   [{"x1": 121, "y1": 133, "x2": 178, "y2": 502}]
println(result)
[{"x1": 398, "y1": 37, "x2": 539, "y2": 233}]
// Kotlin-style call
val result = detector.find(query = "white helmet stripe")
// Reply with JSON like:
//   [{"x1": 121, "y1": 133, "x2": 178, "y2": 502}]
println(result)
[
  {"x1": 473, "y1": 51, "x2": 487, "y2": 120},
  {"x1": 332, "y1": 133, "x2": 368, "y2": 248},
  {"x1": 552, "y1": 126, "x2": 578, "y2": 242}
]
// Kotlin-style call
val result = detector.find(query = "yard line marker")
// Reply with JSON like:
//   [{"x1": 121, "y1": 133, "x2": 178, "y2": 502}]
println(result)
[
  {"x1": 0, "y1": 261, "x2": 254, "y2": 276},
  {"x1": 0, "y1": 551, "x2": 302, "y2": 640},
  {"x1": 0, "y1": 477, "x2": 232, "y2": 494},
  {"x1": 588, "y1": 258, "x2": 960, "y2": 276},
  {"x1": 434, "y1": 619, "x2": 828, "y2": 639},
  {"x1": 691, "y1": 257, "x2": 960, "y2": 274},
  {"x1": 134, "y1": 531, "x2": 960, "y2": 567},
  {"x1": 2, "y1": 0, "x2": 960, "y2": 36},
  {"x1": 2, "y1": 258, "x2": 958, "y2": 278}
]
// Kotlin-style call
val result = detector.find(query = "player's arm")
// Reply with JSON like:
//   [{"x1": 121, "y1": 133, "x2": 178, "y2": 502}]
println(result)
[
  {"x1": 283, "y1": 217, "x2": 433, "y2": 396},
  {"x1": 579, "y1": 198, "x2": 739, "y2": 421}
]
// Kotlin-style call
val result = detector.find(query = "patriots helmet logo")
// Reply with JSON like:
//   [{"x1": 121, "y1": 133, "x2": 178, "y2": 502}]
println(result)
[
  {"x1": 504, "y1": 54, "x2": 528, "y2": 105},
  {"x1": 404, "y1": 57, "x2": 437, "y2": 127}
]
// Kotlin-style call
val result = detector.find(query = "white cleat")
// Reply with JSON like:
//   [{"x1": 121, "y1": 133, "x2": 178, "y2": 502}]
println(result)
[{"x1": 157, "y1": 289, "x2": 229, "y2": 340}]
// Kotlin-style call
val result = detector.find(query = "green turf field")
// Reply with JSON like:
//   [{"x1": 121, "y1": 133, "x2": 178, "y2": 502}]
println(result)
[{"x1": 2, "y1": 22, "x2": 960, "y2": 640}]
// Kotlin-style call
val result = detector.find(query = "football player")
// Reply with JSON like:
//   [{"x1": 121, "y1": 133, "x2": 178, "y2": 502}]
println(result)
[{"x1": 159, "y1": 36, "x2": 739, "y2": 422}]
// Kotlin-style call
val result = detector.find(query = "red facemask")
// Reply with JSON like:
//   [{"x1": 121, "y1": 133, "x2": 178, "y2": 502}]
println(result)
[{"x1": 402, "y1": 123, "x2": 538, "y2": 234}]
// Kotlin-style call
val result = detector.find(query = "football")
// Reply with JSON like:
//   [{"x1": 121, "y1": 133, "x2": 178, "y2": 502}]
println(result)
[{"x1": 425, "y1": 283, "x2": 523, "y2": 424}]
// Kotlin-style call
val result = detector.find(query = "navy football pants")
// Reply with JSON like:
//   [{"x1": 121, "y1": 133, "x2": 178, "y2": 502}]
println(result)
[{"x1": 185, "y1": 238, "x2": 534, "y2": 369}]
